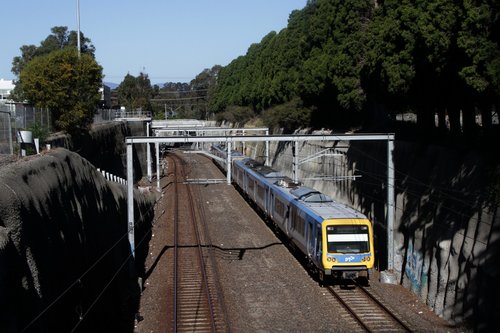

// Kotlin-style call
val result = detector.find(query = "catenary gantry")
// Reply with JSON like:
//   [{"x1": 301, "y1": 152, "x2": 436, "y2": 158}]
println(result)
[{"x1": 125, "y1": 132, "x2": 396, "y2": 274}]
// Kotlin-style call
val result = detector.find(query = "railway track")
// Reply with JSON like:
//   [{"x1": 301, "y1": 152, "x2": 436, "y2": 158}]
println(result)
[
  {"x1": 169, "y1": 153, "x2": 229, "y2": 332},
  {"x1": 326, "y1": 281, "x2": 413, "y2": 332}
]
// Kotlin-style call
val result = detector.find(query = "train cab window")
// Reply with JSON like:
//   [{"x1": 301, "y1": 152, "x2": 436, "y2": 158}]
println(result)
[{"x1": 326, "y1": 225, "x2": 369, "y2": 253}]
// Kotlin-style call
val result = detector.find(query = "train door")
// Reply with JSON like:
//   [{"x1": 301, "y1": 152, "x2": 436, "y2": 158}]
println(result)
[
  {"x1": 286, "y1": 205, "x2": 295, "y2": 237},
  {"x1": 269, "y1": 192, "x2": 274, "y2": 219},
  {"x1": 315, "y1": 226, "x2": 322, "y2": 266},
  {"x1": 284, "y1": 207, "x2": 290, "y2": 235},
  {"x1": 307, "y1": 222, "x2": 314, "y2": 257},
  {"x1": 266, "y1": 186, "x2": 271, "y2": 214},
  {"x1": 242, "y1": 170, "x2": 247, "y2": 193},
  {"x1": 247, "y1": 175, "x2": 255, "y2": 200}
]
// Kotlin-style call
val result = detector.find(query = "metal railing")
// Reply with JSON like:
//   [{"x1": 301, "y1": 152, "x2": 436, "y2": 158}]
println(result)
[{"x1": 94, "y1": 109, "x2": 152, "y2": 123}]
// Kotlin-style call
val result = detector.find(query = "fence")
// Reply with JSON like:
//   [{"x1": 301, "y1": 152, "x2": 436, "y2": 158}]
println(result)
[
  {"x1": 1, "y1": 105, "x2": 155, "y2": 154},
  {"x1": 0, "y1": 103, "x2": 51, "y2": 155},
  {"x1": 0, "y1": 107, "x2": 13, "y2": 154},
  {"x1": 97, "y1": 168, "x2": 127, "y2": 185}
]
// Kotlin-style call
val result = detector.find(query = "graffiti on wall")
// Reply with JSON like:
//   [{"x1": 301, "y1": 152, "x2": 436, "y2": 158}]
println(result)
[{"x1": 405, "y1": 240, "x2": 429, "y2": 294}]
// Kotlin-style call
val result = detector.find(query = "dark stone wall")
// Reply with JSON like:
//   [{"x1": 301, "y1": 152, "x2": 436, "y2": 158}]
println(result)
[
  {"x1": 46, "y1": 120, "x2": 150, "y2": 181},
  {"x1": 265, "y1": 135, "x2": 499, "y2": 330},
  {"x1": 0, "y1": 148, "x2": 155, "y2": 332}
]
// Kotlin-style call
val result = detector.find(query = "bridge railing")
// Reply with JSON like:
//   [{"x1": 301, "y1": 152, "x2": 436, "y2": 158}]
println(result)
[{"x1": 94, "y1": 109, "x2": 152, "y2": 123}]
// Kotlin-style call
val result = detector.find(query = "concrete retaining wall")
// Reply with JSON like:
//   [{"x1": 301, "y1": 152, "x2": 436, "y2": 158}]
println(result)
[{"x1": 249, "y1": 132, "x2": 499, "y2": 330}]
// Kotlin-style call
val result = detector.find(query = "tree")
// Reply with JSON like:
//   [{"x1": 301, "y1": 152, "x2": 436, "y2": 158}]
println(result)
[
  {"x1": 457, "y1": 0, "x2": 500, "y2": 133},
  {"x1": 188, "y1": 66, "x2": 221, "y2": 119},
  {"x1": 11, "y1": 26, "x2": 95, "y2": 77},
  {"x1": 299, "y1": 0, "x2": 373, "y2": 128},
  {"x1": 209, "y1": 0, "x2": 374, "y2": 129},
  {"x1": 18, "y1": 48, "x2": 103, "y2": 132},
  {"x1": 116, "y1": 73, "x2": 154, "y2": 111},
  {"x1": 363, "y1": 0, "x2": 500, "y2": 136}
]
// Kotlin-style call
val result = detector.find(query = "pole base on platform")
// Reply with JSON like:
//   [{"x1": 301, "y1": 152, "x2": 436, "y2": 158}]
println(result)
[{"x1": 380, "y1": 270, "x2": 398, "y2": 284}]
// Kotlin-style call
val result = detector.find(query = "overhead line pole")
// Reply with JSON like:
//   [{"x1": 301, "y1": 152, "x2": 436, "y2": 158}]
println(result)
[{"x1": 127, "y1": 142, "x2": 134, "y2": 257}]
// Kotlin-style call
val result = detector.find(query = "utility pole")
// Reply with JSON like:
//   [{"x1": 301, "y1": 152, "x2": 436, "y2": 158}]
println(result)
[{"x1": 76, "y1": 0, "x2": 81, "y2": 57}]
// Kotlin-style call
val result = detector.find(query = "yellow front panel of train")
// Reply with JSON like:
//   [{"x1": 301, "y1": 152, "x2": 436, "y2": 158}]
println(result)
[{"x1": 322, "y1": 219, "x2": 374, "y2": 269}]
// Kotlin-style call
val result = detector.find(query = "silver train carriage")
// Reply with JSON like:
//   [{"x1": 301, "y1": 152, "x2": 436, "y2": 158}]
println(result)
[{"x1": 210, "y1": 144, "x2": 374, "y2": 282}]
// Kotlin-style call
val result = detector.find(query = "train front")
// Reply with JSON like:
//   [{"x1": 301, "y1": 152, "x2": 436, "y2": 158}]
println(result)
[{"x1": 322, "y1": 219, "x2": 374, "y2": 280}]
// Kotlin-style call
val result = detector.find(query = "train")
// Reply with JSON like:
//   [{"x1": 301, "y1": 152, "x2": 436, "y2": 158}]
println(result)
[{"x1": 210, "y1": 144, "x2": 375, "y2": 284}]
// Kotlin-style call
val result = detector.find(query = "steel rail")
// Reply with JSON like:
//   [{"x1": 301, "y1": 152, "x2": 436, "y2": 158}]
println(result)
[
  {"x1": 326, "y1": 283, "x2": 412, "y2": 332},
  {"x1": 172, "y1": 157, "x2": 179, "y2": 332},
  {"x1": 327, "y1": 285, "x2": 372, "y2": 332},
  {"x1": 356, "y1": 282, "x2": 412, "y2": 332},
  {"x1": 171, "y1": 153, "x2": 218, "y2": 332},
  {"x1": 182, "y1": 159, "x2": 217, "y2": 333}
]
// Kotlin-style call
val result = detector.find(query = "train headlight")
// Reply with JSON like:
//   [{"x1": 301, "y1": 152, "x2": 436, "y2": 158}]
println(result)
[
  {"x1": 361, "y1": 256, "x2": 371, "y2": 262},
  {"x1": 327, "y1": 257, "x2": 336, "y2": 263}
]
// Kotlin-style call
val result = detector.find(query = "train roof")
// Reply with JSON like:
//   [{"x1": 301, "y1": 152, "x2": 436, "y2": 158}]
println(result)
[
  {"x1": 308, "y1": 201, "x2": 367, "y2": 220},
  {"x1": 289, "y1": 186, "x2": 332, "y2": 202},
  {"x1": 234, "y1": 155, "x2": 368, "y2": 220},
  {"x1": 276, "y1": 184, "x2": 367, "y2": 220},
  {"x1": 243, "y1": 159, "x2": 286, "y2": 179}
]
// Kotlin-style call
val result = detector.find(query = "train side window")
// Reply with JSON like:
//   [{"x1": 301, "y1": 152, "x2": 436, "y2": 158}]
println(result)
[
  {"x1": 298, "y1": 217, "x2": 305, "y2": 236},
  {"x1": 292, "y1": 210, "x2": 305, "y2": 236},
  {"x1": 257, "y1": 185, "x2": 265, "y2": 200},
  {"x1": 275, "y1": 199, "x2": 284, "y2": 218},
  {"x1": 248, "y1": 177, "x2": 254, "y2": 194}
]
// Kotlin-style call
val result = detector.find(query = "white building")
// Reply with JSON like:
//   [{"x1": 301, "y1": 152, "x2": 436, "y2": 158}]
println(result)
[{"x1": 0, "y1": 79, "x2": 15, "y2": 103}]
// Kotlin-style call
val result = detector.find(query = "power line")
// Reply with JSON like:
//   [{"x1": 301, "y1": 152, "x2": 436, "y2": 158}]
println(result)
[
  {"x1": 69, "y1": 221, "x2": 155, "y2": 332},
  {"x1": 21, "y1": 200, "x2": 159, "y2": 332},
  {"x1": 151, "y1": 96, "x2": 207, "y2": 102},
  {"x1": 157, "y1": 89, "x2": 209, "y2": 94}
]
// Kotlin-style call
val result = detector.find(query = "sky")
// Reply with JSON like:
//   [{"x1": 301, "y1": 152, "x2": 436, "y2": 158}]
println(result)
[{"x1": 1, "y1": 0, "x2": 307, "y2": 85}]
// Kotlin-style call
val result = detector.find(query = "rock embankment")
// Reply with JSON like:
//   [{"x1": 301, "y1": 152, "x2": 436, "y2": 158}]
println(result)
[{"x1": 0, "y1": 148, "x2": 155, "y2": 332}]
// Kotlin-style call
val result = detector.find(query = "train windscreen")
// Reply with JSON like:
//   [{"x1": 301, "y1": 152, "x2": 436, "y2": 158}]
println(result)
[{"x1": 326, "y1": 225, "x2": 369, "y2": 253}]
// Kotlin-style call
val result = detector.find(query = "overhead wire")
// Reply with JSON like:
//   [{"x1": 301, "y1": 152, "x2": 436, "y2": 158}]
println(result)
[
  {"x1": 262, "y1": 142, "x2": 489, "y2": 218},
  {"x1": 300, "y1": 142, "x2": 495, "y2": 246},
  {"x1": 69, "y1": 219, "x2": 155, "y2": 333},
  {"x1": 346, "y1": 142, "x2": 493, "y2": 215},
  {"x1": 20, "y1": 195, "x2": 161, "y2": 332},
  {"x1": 274, "y1": 141, "x2": 494, "y2": 247}
]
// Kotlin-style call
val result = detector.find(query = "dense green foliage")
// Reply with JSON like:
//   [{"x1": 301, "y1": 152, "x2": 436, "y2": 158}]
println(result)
[
  {"x1": 11, "y1": 26, "x2": 101, "y2": 133},
  {"x1": 364, "y1": 0, "x2": 500, "y2": 134},
  {"x1": 19, "y1": 48, "x2": 103, "y2": 132},
  {"x1": 116, "y1": 73, "x2": 157, "y2": 112},
  {"x1": 11, "y1": 26, "x2": 95, "y2": 78},
  {"x1": 207, "y1": 0, "x2": 499, "y2": 134}
]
